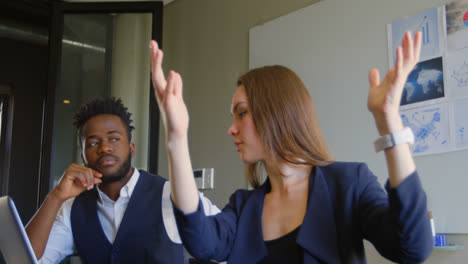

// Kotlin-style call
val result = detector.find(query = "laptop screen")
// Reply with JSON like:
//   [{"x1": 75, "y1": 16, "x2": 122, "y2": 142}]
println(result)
[{"x1": 0, "y1": 196, "x2": 38, "y2": 264}]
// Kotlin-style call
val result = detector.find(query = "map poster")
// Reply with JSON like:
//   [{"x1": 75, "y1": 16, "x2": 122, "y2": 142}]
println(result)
[
  {"x1": 452, "y1": 98, "x2": 468, "y2": 148},
  {"x1": 400, "y1": 103, "x2": 450, "y2": 156},
  {"x1": 446, "y1": 47, "x2": 468, "y2": 98},
  {"x1": 401, "y1": 57, "x2": 445, "y2": 108}
]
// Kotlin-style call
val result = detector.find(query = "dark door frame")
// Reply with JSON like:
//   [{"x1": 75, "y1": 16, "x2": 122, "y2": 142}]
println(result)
[
  {"x1": 0, "y1": 85, "x2": 14, "y2": 196},
  {"x1": 39, "y1": 1, "x2": 163, "y2": 206}
]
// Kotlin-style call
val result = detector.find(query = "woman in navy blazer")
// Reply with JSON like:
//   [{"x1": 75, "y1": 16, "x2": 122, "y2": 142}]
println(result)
[{"x1": 149, "y1": 31, "x2": 433, "y2": 263}]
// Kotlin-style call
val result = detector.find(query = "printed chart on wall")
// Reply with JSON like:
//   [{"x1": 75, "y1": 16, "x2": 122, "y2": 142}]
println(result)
[{"x1": 387, "y1": 0, "x2": 468, "y2": 156}]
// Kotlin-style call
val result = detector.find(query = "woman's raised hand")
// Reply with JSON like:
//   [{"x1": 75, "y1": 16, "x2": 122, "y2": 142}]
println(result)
[
  {"x1": 367, "y1": 31, "x2": 422, "y2": 135},
  {"x1": 150, "y1": 40, "x2": 189, "y2": 140},
  {"x1": 150, "y1": 41, "x2": 199, "y2": 212}
]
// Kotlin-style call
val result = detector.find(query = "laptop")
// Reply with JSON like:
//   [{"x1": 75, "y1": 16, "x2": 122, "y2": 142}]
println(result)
[{"x1": 0, "y1": 196, "x2": 38, "y2": 264}]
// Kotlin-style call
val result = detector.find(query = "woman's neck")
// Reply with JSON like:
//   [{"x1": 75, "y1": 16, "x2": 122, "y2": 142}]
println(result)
[{"x1": 265, "y1": 161, "x2": 312, "y2": 194}]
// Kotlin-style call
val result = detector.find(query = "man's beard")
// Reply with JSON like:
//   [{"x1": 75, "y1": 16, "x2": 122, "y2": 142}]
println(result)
[{"x1": 100, "y1": 152, "x2": 132, "y2": 185}]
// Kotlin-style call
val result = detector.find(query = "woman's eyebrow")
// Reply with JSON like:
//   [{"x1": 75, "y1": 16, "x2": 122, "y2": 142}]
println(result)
[{"x1": 231, "y1": 101, "x2": 248, "y2": 114}]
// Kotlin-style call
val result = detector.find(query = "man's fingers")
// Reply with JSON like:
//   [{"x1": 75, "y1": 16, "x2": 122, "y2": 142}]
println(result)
[
  {"x1": 93, "y1": 178, "x2": 103, "y2": 185},
  {"x1": 91, "y1": 169, "x2": 102, "y2": 187},
  {"x1": 76, "y1": 168, "x2": 92, "y2": 190},
  {"x1": 72, "y1": 173, "x2": 88, "y2": 189},
  {"x1": 92, "y1": 169, "x2": 103, "y2": 178},
  {"x1": 67, "y1": 165, "x2": 98, "y2": 190},
  {"x1": 65, "y1": 165, "x2": 86, "y2": 187},
  {"x1": 80, "y1": 168, "x2": 100, "y2": 190},
  {"x1": 87, "y1": 169, "x2": 94, "y2": 189}
]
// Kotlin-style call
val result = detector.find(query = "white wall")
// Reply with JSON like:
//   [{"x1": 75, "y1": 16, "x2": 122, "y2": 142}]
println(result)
[
  {"x1": 251, "y1": 0, "x2": 468, "y2": 232},
  {"x1": 160, "y1": 0, "x2": 320, "y2": 206}
]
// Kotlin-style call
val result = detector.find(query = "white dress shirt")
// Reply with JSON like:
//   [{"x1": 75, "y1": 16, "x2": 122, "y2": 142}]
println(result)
[{"x1": 39, "y1": 169, "x2": 220, "y2": 264}]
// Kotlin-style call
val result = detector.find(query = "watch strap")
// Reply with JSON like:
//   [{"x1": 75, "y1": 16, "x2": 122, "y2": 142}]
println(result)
[{"x1": 374, "y1": 127, "x2": 414, "y2": 153}]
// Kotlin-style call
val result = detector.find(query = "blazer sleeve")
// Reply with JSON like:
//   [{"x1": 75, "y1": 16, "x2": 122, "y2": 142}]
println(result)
[
  {"x1": 173, "y1": 190, "x2": 245, "y2": 261},
  {"x1": 357, "y1": 164, "x2": 433, "y2": 263}
]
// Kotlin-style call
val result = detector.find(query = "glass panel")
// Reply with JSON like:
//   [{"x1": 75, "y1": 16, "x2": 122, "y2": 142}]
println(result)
[{"x1": 50, "y1": 13, "x2": 152, "y2": 189}]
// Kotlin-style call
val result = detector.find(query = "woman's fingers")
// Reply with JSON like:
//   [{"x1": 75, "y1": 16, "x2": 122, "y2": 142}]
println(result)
[
  {"x1": 403, "y1": 31, "x2": 413, "y2": 62},
  {"x1": 166, "y1": 71, "x2": 176, "y2": 99},
  {"x1": 165, "y1": 71, "x2": 183, "y2": 98},
  {"x1": 413, "y1": 31, "x2": 422, "y2": 63},
  {"x1": 393, "y1": 31, "x2": 422, "y2": 89},
  {"x1": 174, "y1": 72, "x2": 183, "y2": 98},
  {"x1": 150, "y1": 40, "x2": 167, "y2": 97},
  {"x1": 150, "y1": 40, "x2": 157, "y2": 74},
  {"x1": 155, "y1": 49, "x2": 166, "y2": 90},
  {"x1": 395, "y1": 46, "x2": 404, "y2": 82},
  {"x1": 401, "y1": 31, "x2": 422, "y2": 73},
  {"x1": 368, "y1": 68, "x2": 380, "y2": 90}
]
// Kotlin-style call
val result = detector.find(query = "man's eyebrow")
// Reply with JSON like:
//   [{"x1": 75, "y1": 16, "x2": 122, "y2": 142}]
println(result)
[
  {"x1": 86, "y1": 135, "x2": 97, "y2": 141},
  {"x1": 85, "y1": 130, "x2": 122, "y2": 141},
  {"x1": 106, "y1": 130, "x2": 121, "y2": 135}
]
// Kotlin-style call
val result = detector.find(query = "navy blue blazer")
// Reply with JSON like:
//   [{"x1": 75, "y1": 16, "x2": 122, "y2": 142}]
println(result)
[{"x1": 175, "y1": 162, "x2": 433, "y2": 263}]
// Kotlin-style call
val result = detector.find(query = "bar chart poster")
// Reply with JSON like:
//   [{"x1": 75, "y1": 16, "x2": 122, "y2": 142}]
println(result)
[{"x1": 387, "y1": 7, "x2": 443, "y2": 65}]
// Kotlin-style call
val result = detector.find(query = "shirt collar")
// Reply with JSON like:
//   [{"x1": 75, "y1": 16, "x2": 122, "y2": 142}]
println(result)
[{"x1": 96, "y1": 168, "x2": 140, "y2": 204}]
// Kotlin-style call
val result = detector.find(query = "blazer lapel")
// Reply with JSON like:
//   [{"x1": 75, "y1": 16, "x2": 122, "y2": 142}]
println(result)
[
  {"x1": 297, "y1": 166, "x2": 341, "y2": 263},
  {"x1": 113, "y1": 170, "x2": 147, "y2": 245},
  {"x1": 229, "y1": 184, "x2": 268, "y2": 264}
]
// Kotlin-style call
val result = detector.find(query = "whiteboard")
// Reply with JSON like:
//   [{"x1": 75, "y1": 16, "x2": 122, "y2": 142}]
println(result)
[{"x1": 250, "y1": 0, "x2": 467, "y2": 233}]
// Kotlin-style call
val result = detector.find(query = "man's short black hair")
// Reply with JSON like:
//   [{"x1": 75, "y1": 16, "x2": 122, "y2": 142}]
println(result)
[{"x1": 73, "y1": 96, "x2": 135, "y2": 141}]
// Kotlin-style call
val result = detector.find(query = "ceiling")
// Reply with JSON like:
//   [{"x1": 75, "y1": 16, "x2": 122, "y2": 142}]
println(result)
[
  {"x1": 64, "y1": 0, "x2": 175, "y2": 5},
  {"x1": 0, "y1": 0, "x2": 173, "y2": 27}
]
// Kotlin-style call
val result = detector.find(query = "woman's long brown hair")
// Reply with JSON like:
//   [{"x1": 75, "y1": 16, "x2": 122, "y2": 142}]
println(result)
[{"x1": 237, "y1": 65, "x2": 334, "y2": 188}]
